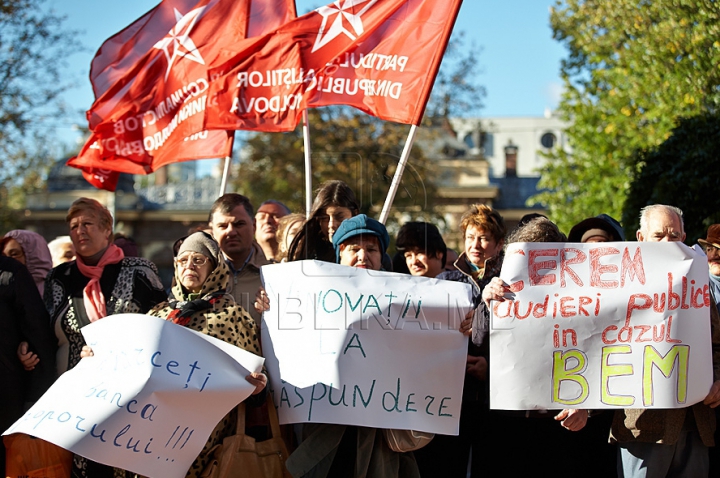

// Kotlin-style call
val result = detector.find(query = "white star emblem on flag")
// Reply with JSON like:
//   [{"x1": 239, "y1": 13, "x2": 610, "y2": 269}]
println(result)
[
  {"x1": 312, "y1": 0, "x2": 378, "y2": 53},
  {"x1": 154, "y1": 7, "x2": 207, "y2": 80}
]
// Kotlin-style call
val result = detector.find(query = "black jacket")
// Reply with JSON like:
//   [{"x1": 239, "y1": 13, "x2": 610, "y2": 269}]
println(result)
[
  {"x1": 0, "y1": 257, "x2": 57, "y2": 432},
  {"x1": 436, "y1": 252, "x2": 502, "y2": 402}
]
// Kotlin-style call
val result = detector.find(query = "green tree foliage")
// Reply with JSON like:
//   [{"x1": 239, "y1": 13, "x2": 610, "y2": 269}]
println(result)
[
  {"x1": 531, "y1": 0, "x2": 720, "y2": 233},
  {"x1": 623, "y1": 113, "x2": 720, "y2": 243},
  {"x1": 0, "y1": 0, "x2": 79, "y2": 230}
]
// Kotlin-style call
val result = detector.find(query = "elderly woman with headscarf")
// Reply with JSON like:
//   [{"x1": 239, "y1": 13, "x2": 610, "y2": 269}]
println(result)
[
  {"x1": 1, "y1": 230, "x2": 53, "y2": 295},
  {"x1": 152, "y1": 231, "x2": 266, "y2": 477},
  {"x1": 82, "y1": 231, "x2": 266, "y2": 478}
]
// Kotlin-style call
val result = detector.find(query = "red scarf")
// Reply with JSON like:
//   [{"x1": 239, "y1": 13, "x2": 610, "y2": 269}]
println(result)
[{"x1": 76, "y1": 244, "x2": 125, "y2": 322}]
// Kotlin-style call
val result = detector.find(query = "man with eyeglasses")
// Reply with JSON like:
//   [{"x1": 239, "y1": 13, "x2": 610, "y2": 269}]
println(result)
[{"x1": 699, "y1": 224, "x2": 720, "y2": 478}]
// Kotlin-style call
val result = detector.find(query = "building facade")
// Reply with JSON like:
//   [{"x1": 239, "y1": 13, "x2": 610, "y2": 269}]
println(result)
[{"x1": 20, "y1": 114, "x2": 569, "y2": 278}]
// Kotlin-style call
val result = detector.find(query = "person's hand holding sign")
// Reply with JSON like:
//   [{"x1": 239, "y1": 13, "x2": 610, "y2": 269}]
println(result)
[
  {"x1": 459, "y1": 309, "x2": 474, "y2": 336},
  {"x1": 703, "y1": 380, "x2": 720, "y2": 408},
  {"x1": 482, "y1": 277, "x2": 511, "y2": 306},
  {"x1": 254, "y1": 286, "x2": 270, "y2": 314},
  {"x1": 466, "y1": 355, "x2": 488, "y2": 381},
  {"x1": 554, "y1": 409, "x2": 588, "y2": 431}
]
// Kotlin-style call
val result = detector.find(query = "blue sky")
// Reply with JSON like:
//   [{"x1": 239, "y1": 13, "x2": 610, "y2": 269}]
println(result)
[{"x1": 47, "y1": 0, "x2": 566, "y2": 152}]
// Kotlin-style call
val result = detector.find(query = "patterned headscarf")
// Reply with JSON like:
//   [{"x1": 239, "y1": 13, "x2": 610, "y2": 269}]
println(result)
[{"x1": 150, "y1": 237, "x2": 235, "y2": 327}]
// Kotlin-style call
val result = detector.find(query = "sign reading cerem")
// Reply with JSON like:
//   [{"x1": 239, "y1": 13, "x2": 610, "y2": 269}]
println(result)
[
  {"x1": 490, "y1": 242, "x2": 714, "y2": 410},
  {"x1": 3, "y1": 314, "x2": 264, "y2": 478},
  {"x1": 260, "y1": 260, "x2": 473, "y2": 435}
]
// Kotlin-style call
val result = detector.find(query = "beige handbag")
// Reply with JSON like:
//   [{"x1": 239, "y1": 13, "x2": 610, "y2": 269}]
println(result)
[
  {"x1": 382, "y1": 429, "x2": 435, "y2": 453},
  {"x1": 201, "y1": 398, "x2": 291, "y2": 478}
]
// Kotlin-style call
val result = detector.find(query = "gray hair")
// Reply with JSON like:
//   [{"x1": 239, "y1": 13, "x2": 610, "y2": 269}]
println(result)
[
  {"x1": 638, "y1": 204, "x2": 684, "y2": 236},
  {"x1": 506, "y1": 217, "x2": 566, "y2": 246},
  {"x1": 258, "y1": 199, "x2": 291, "y2": 215}
]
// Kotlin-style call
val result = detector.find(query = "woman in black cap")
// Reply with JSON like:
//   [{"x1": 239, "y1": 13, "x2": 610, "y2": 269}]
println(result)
[{"x1": 568, "y1": 214, "x2": 625, "y2": 243}]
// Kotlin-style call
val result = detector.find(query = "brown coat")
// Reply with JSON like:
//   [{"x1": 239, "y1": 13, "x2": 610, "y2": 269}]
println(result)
[{"x1": 610, "y1": 296, "x2": 720, "y2": 446}]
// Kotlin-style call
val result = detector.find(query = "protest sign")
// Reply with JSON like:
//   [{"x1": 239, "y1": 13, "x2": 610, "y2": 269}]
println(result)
[
  {"x1": 489, "y1": 242, "x2": 714, "y2": 410},
  {"x1": 3, "y1": 314, "x2": 263, "y2": 478},
  {"x1": 260, "y1": 260, "x2": 473, "y2": 435}
]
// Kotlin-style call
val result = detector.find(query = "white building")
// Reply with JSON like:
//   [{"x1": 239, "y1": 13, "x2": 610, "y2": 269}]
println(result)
[{"x1": 450, "y1": 112, "x2": 570, "y2": 178}]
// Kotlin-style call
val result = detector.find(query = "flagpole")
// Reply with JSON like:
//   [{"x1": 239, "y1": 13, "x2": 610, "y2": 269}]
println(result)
[
  {"x1": 302, "y1": 110, "x2": 313, "y2": 218},
  {"x1": 218, "y1": 133, "x2": 236, "y2": 197},
  {"x1": 378, "y1": 124, "x2": 419, "y2": 225}
]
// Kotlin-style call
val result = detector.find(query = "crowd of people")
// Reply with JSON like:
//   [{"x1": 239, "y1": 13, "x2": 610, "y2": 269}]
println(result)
[{"x1": 2, "y1": 180, "x2": 720, "y2": 478}]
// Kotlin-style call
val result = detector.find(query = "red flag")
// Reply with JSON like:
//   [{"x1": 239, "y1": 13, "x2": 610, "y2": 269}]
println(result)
[
  {"x1": 81, "y1": 169, "x2": 120, "y2": 192},
  {"x1": 69, "y1": 129, "x2": 233, "y2": 175},
  {"x1": 69, "y1": 0, "x2": 296, "y2": 182},
  {"x1": 204, "y1": 0, "x2": 462, "y2": 132}
]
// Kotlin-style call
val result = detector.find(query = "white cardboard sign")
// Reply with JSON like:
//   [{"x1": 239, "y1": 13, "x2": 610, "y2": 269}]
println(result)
[
  {"x1": 4, "y1": 314, "x2": 264, "y2": 478},
  {"x1": 490, "y1": 242, "x2": 713, "y2": 410},
  {"x1": 260, "y1": 260, "x2": 473, "y2": 435}
]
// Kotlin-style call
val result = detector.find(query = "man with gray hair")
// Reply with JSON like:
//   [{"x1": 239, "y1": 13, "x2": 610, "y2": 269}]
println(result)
[{"x1": 612, "y1": 204, "x2": 720, "y2": 477}]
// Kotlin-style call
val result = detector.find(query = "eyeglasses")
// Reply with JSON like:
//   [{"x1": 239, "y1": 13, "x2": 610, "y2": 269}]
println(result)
[{"x1": 175, "y1": 255, "x2": 210, "y2": 268}]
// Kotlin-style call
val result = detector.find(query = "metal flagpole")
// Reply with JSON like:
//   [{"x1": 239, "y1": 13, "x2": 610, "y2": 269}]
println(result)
[
  {"x1": 302, "y1": 110, "x2": 313, "y2": 218},
  {"x1": 218, "y1": 133, "x2": 236, "y2": 197},
  {"x1": 378, "y1": 124, "x2": 419, "y2": 225}
]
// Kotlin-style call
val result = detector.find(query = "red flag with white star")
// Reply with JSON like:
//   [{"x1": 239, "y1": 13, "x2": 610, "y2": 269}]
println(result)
[
  {"x1": 68, "y1": 0, "x2": 296, "y2": 186},
  {"x1": 204, "y1": 0, "x2": 462, "y2": 132}
]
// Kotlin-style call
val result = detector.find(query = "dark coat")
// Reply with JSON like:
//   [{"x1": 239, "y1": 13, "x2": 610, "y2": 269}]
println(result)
[
  {"x1": 0, "y1": 257, "x2": 56, "y2": 433},
  {"x1": 436, "y1": 252, "x2": 502, "y2": 402}
]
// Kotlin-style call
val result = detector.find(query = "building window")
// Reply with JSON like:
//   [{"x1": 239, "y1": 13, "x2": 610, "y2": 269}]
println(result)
[
  {"x1": 540, "y1": 132, "x2": 557, "y2": 149},
  {"x1": 463, "y1": 133, "x2": 474, "y2": 149},
  {"x1": 481, "y1": 133, "x2": 494, "y2": 157},
  {"x1": 504, "y1": 142, "x2": 518, "y2": 177}
]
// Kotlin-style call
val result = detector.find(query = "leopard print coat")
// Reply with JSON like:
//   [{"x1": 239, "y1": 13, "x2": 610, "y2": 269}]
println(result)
[{"x1": 149, "y1": 256, "x2": 261, "y2": 478}]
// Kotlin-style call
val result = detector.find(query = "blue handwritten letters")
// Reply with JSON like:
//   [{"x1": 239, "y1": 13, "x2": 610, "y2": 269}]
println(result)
[
  {"x1": 260, "y1": 260, "x2": 473, "y2": 435},
  {"x1": 3, "y1": 314, "x2": 263, "y2": 478}
]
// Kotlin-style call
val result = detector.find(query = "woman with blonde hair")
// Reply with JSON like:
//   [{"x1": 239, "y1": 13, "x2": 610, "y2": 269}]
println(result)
[
  {"x1": 416, "y1": 203, "x2": 507, "y2": 478},
  {"x1": 20, "y1": 197, "x2": 166, "y2": 478}
]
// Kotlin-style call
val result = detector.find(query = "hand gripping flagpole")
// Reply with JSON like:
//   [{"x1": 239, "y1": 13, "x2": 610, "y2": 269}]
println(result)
[
  {"x1": 302, "y1": 110, "x2": 313, "y2": 218},
  {"x1": 378, "y1": 124, "x2": 419, "y2": 225},
  {"x1": 218, "y1": 133, "x2": 236, "y2": 197}
]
